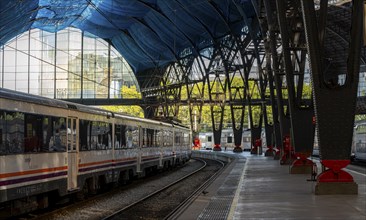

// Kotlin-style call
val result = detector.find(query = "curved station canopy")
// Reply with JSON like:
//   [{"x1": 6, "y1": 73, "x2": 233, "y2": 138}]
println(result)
[{"x1": 0, "y1": 0, "x2": 256, "y2": 74}]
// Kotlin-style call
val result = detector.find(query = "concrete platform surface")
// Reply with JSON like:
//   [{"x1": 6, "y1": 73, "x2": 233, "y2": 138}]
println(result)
[{"x1": 180, "y1": 151, "x2": 366, "y2": 220}]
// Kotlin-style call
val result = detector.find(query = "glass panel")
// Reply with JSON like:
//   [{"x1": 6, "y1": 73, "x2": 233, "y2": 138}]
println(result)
[
  {"x1": 125, "y1": 126, "x2": 138, "y2": 148},
  {"x1": 90, "y1": 121, "x2": 111, "y2": 150},
  {"x1": 41, "y1": 31, "x2": 55, "y2": 98},
  {"x1": 29, "y1": 29, "x2": 42, "y2": 57},
  {"x1": 0, "y1": 27, "x2": 139, "y2": 99},
  {"x1": 55, "y1": 68, "x2": 68, "y2": 99},
  {"x1": 0, "y1": 112, "x2": 5, "y2": 154},
  {"x1": 6, "y1": 112, "x2": 25, "y2": 154},
  {"x1": 55, "y1": 29, "x2": 69, "y2": 98},
  {"x1": 79, "y1": 119, "x2": 89, "y2": 151},
  {"x1": 146, "y1": 128, "x2": 155, "y2": 147},
  {"x1": 72, "y1": 119, "x2": 77, "y2": 151},
  {"x1": 68, "y1": 28, "x2": 82, "y2": 98},
  {"x1": 95, "y1": 39, "x2": 109, "y2": 98},
  {"x1": 3, "y1": 49, "x2": 16, "y2": 90},
  {"x1": 29, "y1": 56, "x2": 41, "y2": 95},
  {"x1": 24, "y1": 114, "x2": 44, "y2": 152},
  {"x1": 115, "y1": 124, "x2": 126, "y2": 149},
  {"x1": 16, "y1": 32, "x2": 29, "y2": 92},
  {"x1": 110, "y1": 47, "x2": 122, "y2": 98},
  {"x1": 67, "y1": 118, "x2": 72, "y2": 151},
  {"x1": 83, "y1": 37, "x2": 96, "y2": 98},
  {"x1": 48, "y1": 117, "x2": 67, "y2": 152},
  {"x1": 16, "y1": 32, "x2": 29, "y2": 51},
  {"x1": 16, "y1": 50, "x2": 29, "y2": 92},
  {"x1": 41, "y1": 31, "x2": 56, "y2": 64},
  {"x1": 0, "y1": 47, "x2": 3, "y2": 87}
]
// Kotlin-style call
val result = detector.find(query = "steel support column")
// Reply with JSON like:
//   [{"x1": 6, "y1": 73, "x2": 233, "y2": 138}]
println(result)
[
  {"x1": 301, "y1": 0, "x2": 362, "y2": 194},
  {"x1": 228, "y1": 36, "x2": 252, "y2": 153},
  {"x1": 276, "y1": 0, "x2": 315, "y2": 173},
  {"x1": 206, "y1": 53, "x2": 227, "y2": 151},
  {"x1": 263, "y1": 0, "x2": 292, "y2": 162}
]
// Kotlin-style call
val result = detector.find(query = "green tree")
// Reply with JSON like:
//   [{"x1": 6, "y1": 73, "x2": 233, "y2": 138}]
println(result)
[
  {"x1": 121, "y1": 85, "x2": 141, "y2": 99},
  {"x1": 102, "y1": 85, "x2": 144, "y2": 118}
]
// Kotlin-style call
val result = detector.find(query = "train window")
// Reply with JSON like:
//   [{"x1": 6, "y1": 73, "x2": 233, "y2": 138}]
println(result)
[
  {"x1": 162, "y1": 130, "x2": 166, "y2": 147},
  {"x1": 24, "y1": 114, "x2": 44, "y2": 152},
  {"x1": 175, "y1": 132, "x2": 182, "y2": 146},
  {"x1": 25, "y1": 114, "x2": 67, "y2": 153},
  {"x1": 105, "y1": 124, "x2": 112, "y2": 149},
  {"x1": 356, "y1": 125, "x2": 366, "y2": 133},
  {"x1": 164, "y1": 130, "x2": 173, "y2": 147},
  {"x1": 125, "y1": 126, "x2": 138, "y2": 148},
  {"x1": 142, "y1": 128, "x2": 147, "y2": 147},
  {"x1": 0, "y1": 110, "x2": 67, "y2": 155},
  {"x1": 207, "y1": 136, "x2": 212, "y2": 142},
  {"x1": 46, "y1": 117, "x2": 66, "y2": 152},
  {"x1": 147, "y1": 128, "x2": 155, "y2": 147},
  {"x1": 356, "y1": 142, "x2": 366, "y2": 153},
  {"x1": 156, "y1": 130, "x2": 163, "y2": 147},
  {"x1": 79, "y1": 120, "x2": 90, "y2": 151},
  {"x1": 89, "y1": 121, "x2": 112, "y2": 150},
  {"x1": 115, "y1": 124, "x2": 126, "y2": 149},
  {"x1": 183, "y1": 133, "x2": 190, "y2": 147},
  {"x1": 227, "y1": 136, "x2": 233, "y2": 143},
  {"x1": 0, "y1": 111, "x2": 24, "y2": 155},
  {"x1": 141, "y1": 128, "x2": 155, "y2": 148}
]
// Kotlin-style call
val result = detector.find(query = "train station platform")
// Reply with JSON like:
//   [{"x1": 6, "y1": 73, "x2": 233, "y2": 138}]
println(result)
[{"x1": 178, "y1": 151, "x2": 366, "y2": 220}]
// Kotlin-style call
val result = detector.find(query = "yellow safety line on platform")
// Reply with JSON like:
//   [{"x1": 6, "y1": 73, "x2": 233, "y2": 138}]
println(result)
[{"x1": 227, "y1": 158, "x2": 247, "y2": 220}]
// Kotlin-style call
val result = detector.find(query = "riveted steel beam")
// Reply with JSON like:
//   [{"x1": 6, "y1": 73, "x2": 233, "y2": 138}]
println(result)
[
  {"x1": 276, "y1": 0, "x2": 315, "y2": 166},
  {"x1": 301, "y1": 0, "x2": 362, "y2": 192},
  {"x1": 301, "y1": 0, "x2": 362, "y2": 160},
  {"x1": 263, "y1": 0, "x2": 291, "y2": 155}
]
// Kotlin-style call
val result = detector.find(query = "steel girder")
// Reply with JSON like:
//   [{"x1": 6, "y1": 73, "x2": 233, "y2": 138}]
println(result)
[
  {"x1": 185, "y1": 54, "x2": 208, "y2": 134},
  {"x1": 235, "y1": 0, "x2": 268, "y2": 154},
  {"x1": 136, "y1": 1, "x2": 363, "y2": 164},
  {"x1": 262, "y1": 0, "x2": 292, "y2": 155},
  {"x1": 139, "y1": 31, "x2": 257, "y2": 151},
  {"x1": 203, "y1": 33, "x2": 264, "y2": 151},
  {"x1": 275, "y1": 0, "x2": 315, "y2": 164},
  {"x1": 205, "y1": 36, "x2": 238, "y2": 150},
  {"x1": 301, "y1": 0, "x2": 362, "y2": 191},
  {"x1": 228, "y1": 38, "x2": 252, "y2": 152},
  {"x1": 301, "y1": 0, "x2": 362, "y2": 160}
]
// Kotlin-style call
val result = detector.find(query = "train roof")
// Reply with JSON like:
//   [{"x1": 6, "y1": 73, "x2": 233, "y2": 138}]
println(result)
[
  {"x1": 0, "y1": 88, "x2": 190, "y2": 130},
  {"x1": 0, "y1": 88, "x2": 111, "y2": 116}
]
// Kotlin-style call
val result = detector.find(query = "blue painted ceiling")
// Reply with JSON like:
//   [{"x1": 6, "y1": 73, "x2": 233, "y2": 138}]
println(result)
[{"x1": 0, "y1": 0, "x2": 256, "y2": 74}]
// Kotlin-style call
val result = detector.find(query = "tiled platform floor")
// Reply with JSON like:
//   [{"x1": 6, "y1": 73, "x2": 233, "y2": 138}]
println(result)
[{"x1": 179, "y1": 151, "x2": 366, "y2": 220}]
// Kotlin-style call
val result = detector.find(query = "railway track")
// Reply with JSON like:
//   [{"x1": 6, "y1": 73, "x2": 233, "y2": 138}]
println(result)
[
  {"x1": 102, "y1": 158, "x2": 225, "y2": 220},
  {"x1": 21, "y1": 158, "x2": 223, "y2": 220}
]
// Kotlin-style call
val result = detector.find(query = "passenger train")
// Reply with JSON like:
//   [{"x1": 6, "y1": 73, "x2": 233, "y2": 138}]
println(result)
[
  {"x1": 0, "y1": 88, "x2": 191, "y2": 217},
  {"x1": 199, "y1": 129, "x2": 254, "y2": 151},
  {"x1": 351, "y1": 122, "x2": 366, "y2": 162}
]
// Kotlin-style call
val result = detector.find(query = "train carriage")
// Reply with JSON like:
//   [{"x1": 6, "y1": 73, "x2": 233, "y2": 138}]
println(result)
[
  {"x1": 199, "y1": 129, "x2": 253, "y2": 151},
  {"x1": 0, "y1": 88, "x2": 191, "y2": 216},
  {"x1": 352, "y1": 122, "x2": 366, "y2": 162},
  {"x1": 312, "y1": 122, "x2": 366, "y2": 163}
]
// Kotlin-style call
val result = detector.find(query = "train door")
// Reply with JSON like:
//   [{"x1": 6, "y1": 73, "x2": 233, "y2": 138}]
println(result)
[{"x1": 67, "y1": 117, "x2": 79, "y2": 191}]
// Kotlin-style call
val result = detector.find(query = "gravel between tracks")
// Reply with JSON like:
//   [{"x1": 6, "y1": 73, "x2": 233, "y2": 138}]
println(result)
[
  {"x1": 36, "y1": 159, "x2": 203, "y2": 220},
  {"x1": 111, "y1": 159, "x2": 223, "y2": 220}
]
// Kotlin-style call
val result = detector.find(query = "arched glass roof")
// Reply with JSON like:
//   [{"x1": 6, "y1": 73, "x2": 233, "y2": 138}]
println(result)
[{"x1": 0, "y1": 0, "x2": 256, "y2": 74}]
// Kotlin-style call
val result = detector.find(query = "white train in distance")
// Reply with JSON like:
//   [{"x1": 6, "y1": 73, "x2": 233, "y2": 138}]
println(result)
[
  {"x1": 351, "y1": 122, "x2": 366, "y2": 162},
  {"x1": 198, "y1": 129, "x2": 261, "y2": 151},
  {"x1": 310, "y1": 122, "x2": 366, "y2": 162},
  {"x1": 200, "y1": 124, "x2": 366, "y2": 163},
  {"x1": 0, "y1": 88, "x2": 191, "y2": 217}
]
